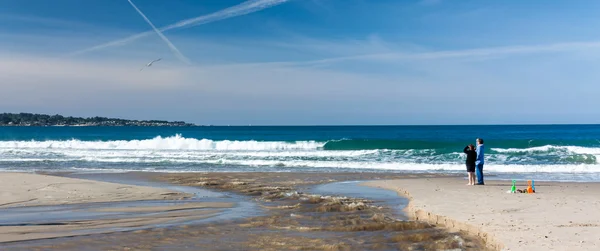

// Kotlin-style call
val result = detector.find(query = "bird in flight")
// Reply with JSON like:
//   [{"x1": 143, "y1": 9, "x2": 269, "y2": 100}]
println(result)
[{"x1": 140, "y1": 58, "x2": 162, "y2": 71}]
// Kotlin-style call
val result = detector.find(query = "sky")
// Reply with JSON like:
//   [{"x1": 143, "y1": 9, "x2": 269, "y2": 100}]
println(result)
[{"x1": 1, "y1": 0, "x2": 600, "y2": 125}]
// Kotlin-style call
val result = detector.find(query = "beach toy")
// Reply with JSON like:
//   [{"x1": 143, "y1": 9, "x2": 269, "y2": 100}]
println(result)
[
  {"x1": 532, "y1": 180, "x2": 535, "y2": 193},
  {"x1": 511, "y1": 180, "x2": 516, "y2": 193},
  {"x1": 527, "y1": 180, "x2": 533, "y2": 194}
]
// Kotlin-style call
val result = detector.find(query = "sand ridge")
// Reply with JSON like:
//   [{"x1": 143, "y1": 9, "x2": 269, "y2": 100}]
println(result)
[
  {"x1": 0, "y1": 208, "x2": 223, "y2": 243},
  {"x1": 0, "y1": 173, "x2": 235, "y2": 243},
  {"x1": 0, "y1": 172, "x2": 189, "y2": 208},
  {"x1": 364, "y1": 178, "x2": 600, "y2": 251}
]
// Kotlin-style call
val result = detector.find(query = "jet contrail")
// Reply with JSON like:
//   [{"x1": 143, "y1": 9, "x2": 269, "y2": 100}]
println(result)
[
  {"x1": 127, "y1": 0, "x2": 190, "y2": 64},
  {"x1": 67, "y1": 0, "x2": 290, "y2": 57}
]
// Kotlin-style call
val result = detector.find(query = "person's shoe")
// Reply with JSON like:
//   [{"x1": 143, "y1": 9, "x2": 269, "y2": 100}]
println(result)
[{"x1": 475, "y1": 183, "x2": 485, "y2": 185}]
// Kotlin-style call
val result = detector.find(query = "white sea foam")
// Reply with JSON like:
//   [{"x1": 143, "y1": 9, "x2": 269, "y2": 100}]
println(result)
[
  {"x1": 0, "y1": 148, "x2": 381, "y2": 160},
  {"x1": 564, "y1": 146, "x2": 600, "y2": 155},
  {"x1": 492, "y1": 145, "x2": 600, "y2": 157},
  {"x1": 0, "y1": 134, "x2": 324, "y2": 151},
  {"x1": 2, "y1": 136, "x2": 600, "y2": 177},
  {"x1": 197, "y1": 159, "x2": 600, "y2": 173},
  {"x1": 492, "y1": 145, "x2": 560, "y2": 153},
  {"x1": 1, "y1": 152, "x2": 598, "y2": 173}
]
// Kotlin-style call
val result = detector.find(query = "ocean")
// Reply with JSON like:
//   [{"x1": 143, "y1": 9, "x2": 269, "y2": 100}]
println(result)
[{"x1": 1, "y1": 125, "x2": 600, "y2": 181}]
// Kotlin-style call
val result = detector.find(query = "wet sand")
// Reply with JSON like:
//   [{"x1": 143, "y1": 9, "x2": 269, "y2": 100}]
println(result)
[
  {"x1": 0, "y1": 173, "x2": 234, "y2": 244},
  {"x1": 0, "y1": 208, "x2": 223, "y2": 243},
  {"x1": 2, "y1": 172, "x2": 490, "y2": 251},
  {"x1": 92, "y1": 202, "x2": 233, "y2": 213},
  {"x1": 0, "y1": 173, "x2": 189, "y2": 208},
  {"x1": 365, "y1": 178, "x2": 600, "y2": 251}
]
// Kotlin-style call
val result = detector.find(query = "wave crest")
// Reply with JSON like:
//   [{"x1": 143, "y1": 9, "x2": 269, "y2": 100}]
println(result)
[
  {"x1": 492, "y1": 145, "x2": 600, "y2": 155},
  {"x1": 0, "y1": 134, "x2": 324, "y2": 151}
]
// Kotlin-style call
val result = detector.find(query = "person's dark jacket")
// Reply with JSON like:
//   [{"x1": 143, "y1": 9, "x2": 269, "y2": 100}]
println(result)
[{"x1": 464, "y1": 146, "x2": 477, "y2": 165}]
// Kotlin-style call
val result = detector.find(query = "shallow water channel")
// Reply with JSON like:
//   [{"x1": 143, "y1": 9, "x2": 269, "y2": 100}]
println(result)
[
  {"x1": 307, "y1": 180, "x2": 409, "y2": 220},
  {"x1": 0, "y1": 173, "x2": 407, "y2": 245},
  {"x1": 1, "y1": 173, "x2": 486, "y2": 251}
]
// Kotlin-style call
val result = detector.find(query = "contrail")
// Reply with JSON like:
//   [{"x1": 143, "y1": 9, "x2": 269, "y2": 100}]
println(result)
[
  {"x1": 127, "y1": 0, "x2": 190, "y2": 64},
  {"x1": 67, "y1": 0, "x2": 290, "y2": 57}
]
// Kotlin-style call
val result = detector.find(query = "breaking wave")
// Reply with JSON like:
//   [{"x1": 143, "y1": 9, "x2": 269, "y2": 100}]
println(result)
[
  {"x1": 1, "y1": 135, "x2": 600, "y2": 175},
  {"x1": 0, "y1": 134, "x2": 324, "y2": 151}
]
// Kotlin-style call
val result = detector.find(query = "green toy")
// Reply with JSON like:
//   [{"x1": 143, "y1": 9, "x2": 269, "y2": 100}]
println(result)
[{"x1": 511, "y1": 180, "x2": 516, "y2": 193}]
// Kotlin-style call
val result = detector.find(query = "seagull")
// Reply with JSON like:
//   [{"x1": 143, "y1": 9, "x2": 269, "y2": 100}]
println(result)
[{"x1": 140, "y1": 58, "x2": 162, "y2": 71}]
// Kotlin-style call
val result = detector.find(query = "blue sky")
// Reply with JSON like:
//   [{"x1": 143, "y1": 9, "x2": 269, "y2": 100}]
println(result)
[{"x1": 2, "y1": 0, "x2": 600, "y2": 125}]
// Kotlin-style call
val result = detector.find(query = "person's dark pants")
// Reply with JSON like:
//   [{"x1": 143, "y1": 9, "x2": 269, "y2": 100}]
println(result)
[{"x1": 476, "y1": 163, "x2": 484, "y2": 184}]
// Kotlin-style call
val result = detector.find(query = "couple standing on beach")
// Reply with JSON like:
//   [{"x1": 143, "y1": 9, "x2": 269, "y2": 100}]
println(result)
[{"x1": 464, "y1": 138, "x2": 485, "y2": 185}]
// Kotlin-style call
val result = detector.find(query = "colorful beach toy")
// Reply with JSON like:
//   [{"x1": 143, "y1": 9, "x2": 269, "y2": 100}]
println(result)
[
  {"x1": 527, "y1": 180, "x2": 533, "y2": 193},
  {"x1": 511, "y1": 180, "x2": 516, "y2": 193}
]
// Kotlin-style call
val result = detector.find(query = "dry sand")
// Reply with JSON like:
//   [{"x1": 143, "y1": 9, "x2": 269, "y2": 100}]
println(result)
[
  {"x1": 365, "y1": 178, "x2": 600, "y2": 251},
  {"x1": 0, "y1": 172, "x2": 189, "y2": 208}
]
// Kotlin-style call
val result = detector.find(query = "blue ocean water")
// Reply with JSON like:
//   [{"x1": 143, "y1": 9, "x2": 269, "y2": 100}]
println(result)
[{"x1": 1, "y1": 125, "x2": 600, "y2": 181}]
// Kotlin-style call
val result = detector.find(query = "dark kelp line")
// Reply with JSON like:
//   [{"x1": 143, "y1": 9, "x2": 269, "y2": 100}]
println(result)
[{"x1": 3, "y1": 172, "x2": 490, "y2": 251}]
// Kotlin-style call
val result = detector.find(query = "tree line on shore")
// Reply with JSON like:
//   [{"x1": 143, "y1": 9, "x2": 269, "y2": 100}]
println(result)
[{"x1": 0, "y1": 113, "x2": 195, "y2": 126}]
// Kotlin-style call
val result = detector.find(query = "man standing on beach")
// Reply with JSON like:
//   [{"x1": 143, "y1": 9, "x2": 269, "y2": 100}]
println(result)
[{"x1": 475, "y1": 138, "x2": 485, "y2": 185}]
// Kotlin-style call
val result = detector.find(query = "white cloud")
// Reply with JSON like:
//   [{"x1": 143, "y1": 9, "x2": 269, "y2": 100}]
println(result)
[
  {"x1": 0, "y1": 50, "x2": 466, "y2": 123},
  {"x1": 288, "y1": 40, "x2": 600, "y2": 66},
  {"x1": 0, "y1": 13, "x2": 94, "y2": 29},
  {"x1": 4, "y1": 30, "x2": 600, "y2": 124},
  {"x1": 0, "y1": 54, "x2": 190, "y2": 90}
]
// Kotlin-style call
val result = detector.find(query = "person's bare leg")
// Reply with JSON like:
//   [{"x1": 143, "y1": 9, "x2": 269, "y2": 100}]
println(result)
[
  {"x1": 470, "y1": 172, "x2": 476, "y2": 185},
  {"x1": 467, "y1": 172, "x2": 473, "y2": 185}
]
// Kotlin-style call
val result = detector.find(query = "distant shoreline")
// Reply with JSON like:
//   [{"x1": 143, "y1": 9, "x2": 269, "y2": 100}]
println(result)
[
  {"x1": 0, "y1": 113, "x2": 196, "y2": 127},
  {"x1": 0, "y1": 124, "x2": 198, "y2": 127}
]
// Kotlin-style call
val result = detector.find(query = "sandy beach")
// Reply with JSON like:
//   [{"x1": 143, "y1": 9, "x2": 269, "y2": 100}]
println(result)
[
  {"x1": 0, "y1": 172, "x2": 189, "y2": 208},
  {"x1": 365, "y1": 178, "x2": 600, "y2": 251},
  {"x1": 7, "y1": 172, "x2": 598, "y2": 250},
  {"x1": 1, "y1": 172, "x2": 490, "y2": 250},
  {"x1": 0, "y1": 173, "x2": 234, "y2": 243}
]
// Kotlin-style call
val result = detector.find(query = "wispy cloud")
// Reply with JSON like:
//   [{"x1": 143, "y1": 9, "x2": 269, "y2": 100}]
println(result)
[
  {"x1": 0, "y1": 13, "x2": 93, "y2": 29},
  {"x1": 126, "y1": 0, "x2": 190, "y2": 64},
  {"x1": 264, "y1": 33, "x2": 396, "y2": 57},
  {"x1": 177, "y1": 37, "x2": 600, "y2": 70},
  {"x1": 66, "y1": 0, "x2": 290, "y2": 57},
  {"x1": 0, "y1": 51, "x2": 426, "y2": 124},
  {"x1": 4, "y1": 33, "x2": 600, "y2": 124},
  {"x1": 291, "y1": 40, "x2": 600, "y2": 66}
]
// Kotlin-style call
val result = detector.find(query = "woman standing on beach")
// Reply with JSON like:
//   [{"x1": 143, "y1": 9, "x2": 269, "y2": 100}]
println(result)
[{"x1": 463, "y1": 144, "x2": 477, "y2": 185}]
